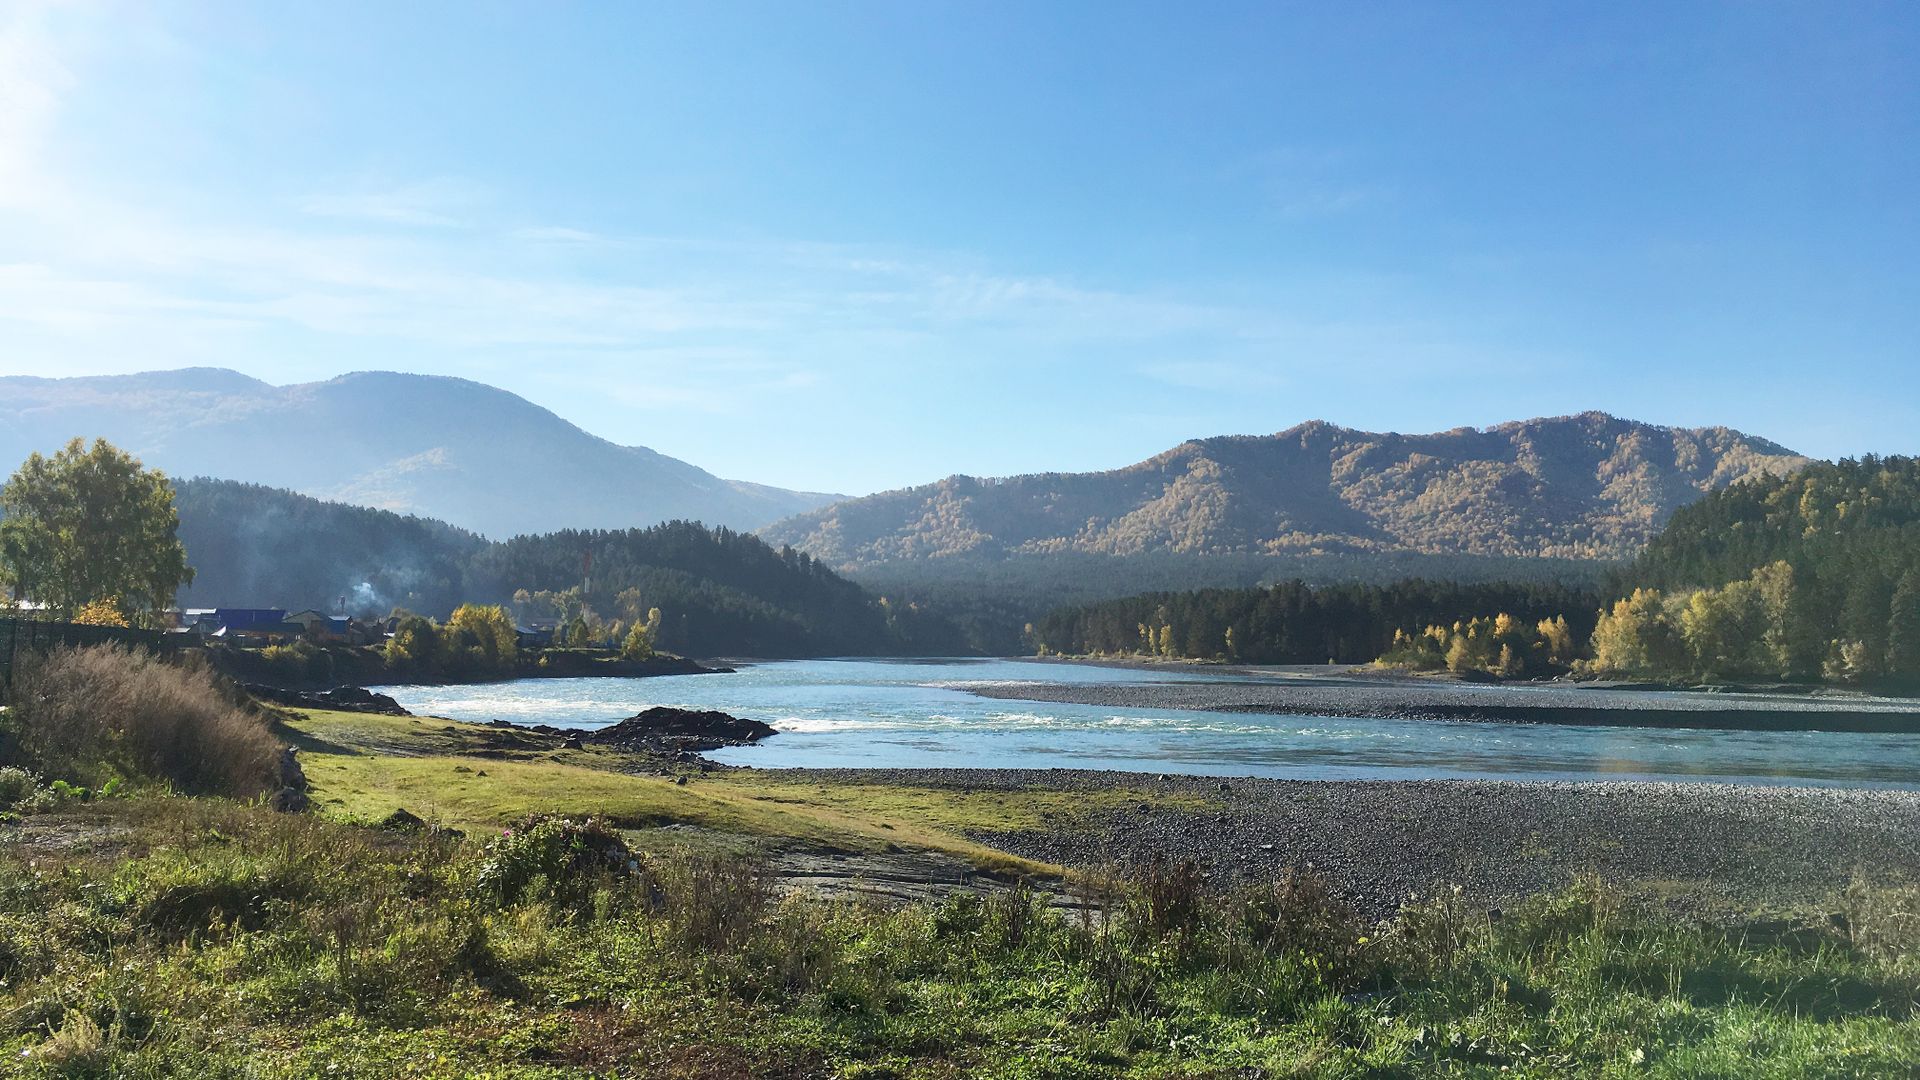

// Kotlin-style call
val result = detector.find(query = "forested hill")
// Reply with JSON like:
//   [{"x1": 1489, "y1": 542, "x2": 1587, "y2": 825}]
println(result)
[
  {"x1": 171, "y1": 480, "x2": 959, "y2": 657},
  {"x1": 1633, "y1": 456, "x2": 1920, "y2": 593},
  {"x1": 762, "y1": 413, "x2": 1808, "y2": 566},
  {"x1": 467, "y1": 524, "x2": 960, "y2": 656},
  {"x1": 0, "y1": 368, "x2": 840, "y2": 537},
  {"x1": 1030, "y1": 457, "x2": 1920, "y2": 683},
  {"x1": 1624, "y1": 456, "x2": 1920, "y2": 677},
  {"x1": 175, "y1": 479, "x2": 487, "y2": 615}
]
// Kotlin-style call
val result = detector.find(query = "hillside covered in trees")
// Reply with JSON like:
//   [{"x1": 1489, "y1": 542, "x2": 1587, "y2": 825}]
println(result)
[
  {"x1": 469, "y1": 524, "x2": 960, "y2": 657},
  {"x1": 1031, "y1": 457, "x2": 1920, "y2": 688},
  {"x1": 169, "y1": 480, "x2": 960, "y2": 658},
  {"x1": 764, "y1": 413, "x2": 1808, "y2": 566},
  {"x1": 1592, "y1": 456, "x2": 1920, "y2": 683},
  {"x1": 175, "y1": 479, "x2": 487, "y2": 615}
]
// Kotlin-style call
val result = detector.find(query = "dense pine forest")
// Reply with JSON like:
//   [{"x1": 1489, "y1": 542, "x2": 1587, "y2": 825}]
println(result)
[
  {"x1": 856, "y1": 551, "x2": 1611, "y2": 655},
  {"x1": 1631, "y1": 455, "x2": 1920, "y2": 622},
  {"x1": 1030, "y1": 580, "x2": 1603, "y2": 666},
  {"x1": 1599, "y1": 456, "x2": 1920, "y2": 683},
  {"x1": 175, "y1": 479, "x2": 487, "y2": 615},
  {"x1": 471, "y1": 524, "x2": 964, "y2": 657}
]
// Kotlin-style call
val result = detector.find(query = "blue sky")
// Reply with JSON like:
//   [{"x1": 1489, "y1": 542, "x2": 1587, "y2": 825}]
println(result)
[{"x1": 1, "y1": 1, "x2": 1915, "y2": 495}]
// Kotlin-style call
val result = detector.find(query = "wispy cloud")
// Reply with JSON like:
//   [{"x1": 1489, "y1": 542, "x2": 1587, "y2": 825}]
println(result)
[{"x1": 0, "y1": 9, "x2": 1467, "y2": 430}]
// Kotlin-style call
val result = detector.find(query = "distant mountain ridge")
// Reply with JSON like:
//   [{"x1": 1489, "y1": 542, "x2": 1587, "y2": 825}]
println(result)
[
  {"x1": 0, "y1": 368, "x2": 840, "y2": 538},
  {"x1": 761, "y1": 413, "x2": 1812, "y2": 566}
]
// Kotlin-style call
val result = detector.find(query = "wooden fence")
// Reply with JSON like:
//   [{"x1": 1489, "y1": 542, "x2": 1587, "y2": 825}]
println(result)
[{"x1": 0, "y1": 618, "x2": 172, "y2": 700}]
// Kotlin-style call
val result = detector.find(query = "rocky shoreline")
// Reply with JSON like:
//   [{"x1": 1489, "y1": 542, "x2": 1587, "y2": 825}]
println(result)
[
  {"x1": 465, "y1": 705, "x2": 776, "y2": 758},
  {"x1": 213, "y1": 645, "x2": 728, "y2": 693},
  {"x1": 789, "y1": 767, "x2": 1920, "y2": 918}
]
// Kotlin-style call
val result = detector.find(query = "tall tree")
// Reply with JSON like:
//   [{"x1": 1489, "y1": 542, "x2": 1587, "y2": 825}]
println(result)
[
  {"x1": 0, "y1": 439, "x2": 193, "y2": 625},
  {"x1": 1890, "y1": 570, "x2": 1920, "y2": 679},
  {"x1": 442, "y1": 604, "x2": 519, "y2": 674}
]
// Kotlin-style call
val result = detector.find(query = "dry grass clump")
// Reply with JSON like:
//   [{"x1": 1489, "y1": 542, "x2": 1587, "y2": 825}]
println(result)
[{"x1": 6, "y1": 644, "x2": 283, "y2": 798}]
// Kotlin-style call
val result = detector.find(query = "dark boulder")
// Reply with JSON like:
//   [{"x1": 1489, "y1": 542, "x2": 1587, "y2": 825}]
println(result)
[
  {"x1": 376, "y1": 808, "x2": 428, "y2": 832},
  {"x1": 589, "y1": 706, "x2": 777, "y2": 752},
  {"x1": 278, "y1": 746, "x2": 307, "y2": 790},
  {"x1": 269, "y1": 747, "x2": 310, "y2": 813},
  {"x1": 248, "y1": 684, "x2": 412, "y2": 716}
]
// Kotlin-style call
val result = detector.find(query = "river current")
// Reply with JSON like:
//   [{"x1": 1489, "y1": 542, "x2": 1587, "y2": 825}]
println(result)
[{"x1": 372, "y1": 658, "x2": 1920, "y2": 787}]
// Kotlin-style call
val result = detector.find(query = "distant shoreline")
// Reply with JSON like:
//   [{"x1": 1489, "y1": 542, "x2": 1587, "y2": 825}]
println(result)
[{"x1": 974, "y1": 658, "x2": 1920, "y2": 733}]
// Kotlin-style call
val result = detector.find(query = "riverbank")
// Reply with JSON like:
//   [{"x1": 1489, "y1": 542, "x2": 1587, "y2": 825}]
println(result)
[
  {"x1": 792, "y1": 767, "x2": 1920, "y2": 919},
  {"x1": 208, "y1": 642, "x2": 727, "y2": 691},
  {"x1": 16, "y1": 653, "x2": 1918, "y2": 1074},
  {"x1": 968, "y1": 664, "x2": 1920, "y2": 732},
  {"x1": 387, "y1": 698, "x2": 1920, "y2": 921},
  {"x1": 12, "y1": 786, "x2": 1919, "y2": 1077}
]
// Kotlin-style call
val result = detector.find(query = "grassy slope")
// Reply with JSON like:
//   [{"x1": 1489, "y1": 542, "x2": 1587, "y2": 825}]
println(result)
[{"x1": 283, "y1": 708, "x2": 1208, "y2": 876}]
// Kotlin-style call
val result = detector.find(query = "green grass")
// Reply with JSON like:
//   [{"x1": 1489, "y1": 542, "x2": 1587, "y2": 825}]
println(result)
[
  {"x1": 2, "y1": 797, "x2": 1917, "y2": 1078},
  {"x1": 282, "y1": 708, "x2": 1207, "y2": 877},
  {"x1": 4, "y1": 702, "x2": 1915, "y2": 1076}
]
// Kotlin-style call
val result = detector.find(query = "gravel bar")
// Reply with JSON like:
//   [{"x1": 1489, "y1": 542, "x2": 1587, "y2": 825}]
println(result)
[
  {"x1": 964, "y1": 674, "x2": 1920, "y2": 732},
  {"x1": 792, "y1": 767, "x2": 1920, "y2": 918}
]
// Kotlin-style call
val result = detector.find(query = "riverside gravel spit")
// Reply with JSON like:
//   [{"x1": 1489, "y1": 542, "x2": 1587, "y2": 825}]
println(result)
[
  {"x1": 792, "y1": 768, "x2": 1920, "y2": 919},
  {"x1": 965, "y1": 670, "x2": 1920, "y2": 732}
]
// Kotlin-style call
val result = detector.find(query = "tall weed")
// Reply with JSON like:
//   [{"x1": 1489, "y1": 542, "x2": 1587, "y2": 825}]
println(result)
[{"x1": 7, "y1": 645, "x2": 282, "y2": 797}]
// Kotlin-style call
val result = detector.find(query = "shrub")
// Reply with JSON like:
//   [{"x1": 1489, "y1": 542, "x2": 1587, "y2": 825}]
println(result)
[
  {"x1": 1233, "y1": 867, "x2": 1369, "y2": 979},
  {"x1": 1129, "y1": 853, "x2": 1208, "y2": 941},
  {"x1": 258, "y1": 641, "x2": 334, "y2": 684},
  {"x1": 5, "y1": 645, "x2": 283, "y2": 798},
  {"x1": 0, "y1": 765, "x2": 42, "y2": 810},
  {"x1": 1389, "y1": 884, "x2": 1478, "y2": 977},
  {"x1": 473, "y1": 816, "x2": 639, "y2": 916},
  {"x1": 982, "y1": 881, "x2": 1048, "y2": 950},
  {"x1": 658, "y1": 853, "x2": 770, "y2": 954}
]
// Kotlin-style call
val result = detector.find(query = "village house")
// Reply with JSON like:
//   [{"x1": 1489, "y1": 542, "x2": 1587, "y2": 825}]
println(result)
[
  {"x1": 287, "y1": 609, "x2": 352, "y2": 641},
  {"x1": 167, "y1": 608, "x2": 301, "y2": 645}
]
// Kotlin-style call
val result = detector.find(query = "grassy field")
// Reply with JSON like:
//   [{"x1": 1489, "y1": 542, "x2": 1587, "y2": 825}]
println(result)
[
  {"x1": 282, "y1": 707, "x2": 1217, "y2": 877},
  {"x1": 0, "y1": 706, "x2": 1917, "y2": 1076},
  {"x1": 3, "y1": 793, "x2": 1919, "y2": 1078}
]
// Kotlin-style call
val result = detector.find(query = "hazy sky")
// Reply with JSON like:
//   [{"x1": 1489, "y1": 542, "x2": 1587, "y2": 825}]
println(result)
[{"x1": 2, "y1": 2, "x2": 1915, "y2": 495}]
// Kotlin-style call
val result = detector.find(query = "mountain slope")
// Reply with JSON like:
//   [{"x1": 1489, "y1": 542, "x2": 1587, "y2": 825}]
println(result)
[
  {"x1": 0, "y1": 368, "x2": 840, "y2": 538},
  {"x1": 762, "y1": 413, "x2": 1812, "y2": 566}
]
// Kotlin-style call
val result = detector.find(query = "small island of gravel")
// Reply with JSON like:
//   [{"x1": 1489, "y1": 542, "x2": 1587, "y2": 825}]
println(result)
[{"x1": 964, "y1": 664, "x2": 1920, "y2": 732}]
